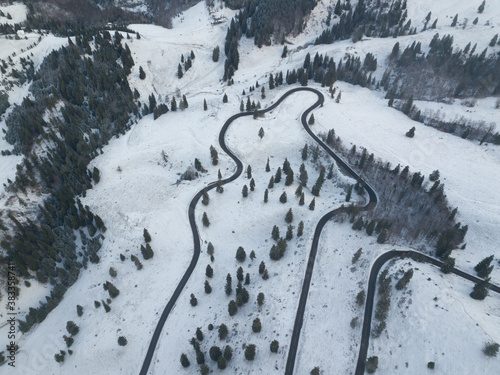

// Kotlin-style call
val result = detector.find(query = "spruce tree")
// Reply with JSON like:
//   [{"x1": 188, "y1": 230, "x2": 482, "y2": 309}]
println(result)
[
  {"x1": 236, "y1": 247, "x2": 246, "y2": 262},
  {"x1": 196, "y1": 327, "x2": 204, "y2": 341},
  {"x1": 299, "y1": 192, "x2": 305, "y2": 206},
  {"x1": 247, "y1": 165, "x2": 252, "y2": 179},
  {"x1": 250, "y1": 178, "x2": 255, "y2": 191},
  {"x1": 257, "y1": 292, "x2": 265, "y2": 306},
  {"x1": 252, "y1": 318, "x2": 262, "y2": 333},
  {"x1": 242, "y1": 185, "x2": 249, "y2": 197},
  {"x1": 223, "y1": 93, "x2": 228, "y2": 103},
  {"x1": 202, "y1": 191, "x2": 210, "y2": 206},
  {"x1": 268, "y1": 176, "x2": 275, "y2": 189},
  {"x1": 206, "y1": 264, "x2": 213, "y2": 278},
  {"x1": 219, "y1": 324, "x2": 228, "y2": 340},
  {"x1": 139, "y1": 66, "x2": 146, "y2": 79},
  {"x1": 143, "y1": 228, "x2": 152, "y2": 243},
  {"x1": 204, "y1": 280, "x2": 212, "y2": 294},
  {"x1": 228, "y1": 300, "x2": 238, "y2": 316},
  {"x1": 245, "y1": 344, "x2": 256, "y2": 360},
  {"x1": 309, "y1": 198, "x2": 315, "y2": 211},
  {"x1": 308, "y1": 114, "x2": 315, "y2": 125},
  {"x1": 180, "y1": 353, "x2": 190, "y2": 367},
  {"x1": 223, "y1": 345, "x2": 233, "y2": 361},
  {"x1": 171, "y1": 96, "x2": 177, "y2": 111},
  {"x1": 225, "y1": 273, "x2": 232, "y2": 296},
  {"x1": 266, "y1": 158, "x2": 270, "y2": 172},
  {"x1": 190, "y1": 293, "x2": 198, "y2": 306},
  {"x1": 474, "y1": 255, "x2": 494, "y2": 278},
  {"x1": 302, "y1": 144, "x2": 308, "y2": 160},
  {"x1": 258, "y1": 127, "x2": 265, "y2": 139},
  {"x1": 275, "y1": 167, "x2": 282, "y2": 183},
  {"x1": 264, "y1": 189, "x2": 269, "y2": 203},
  {"x1": 202, "y1": 212, "x2": 210, "y2": 227},
  {"x1": 177, "y1": 63, "x2": 183, "y2": 78},
  {"x1": 286, "y1": 225, "x2": 293, "y2": 240},
  {"x1": 279, "y1": 192, "x2": 287, "y2": 203},
  {"x1": 297, "y1": 221, "x2": 304, "y2": 237},
  {"x1": 270, "y1": 340, "x2": 279, "y2": 353},
  {"x1": 285, "y1": 208, "x2": 293, "y2": 223},
  {"x1": 204, "y1": 99, "x2": 208, "y2": 111}
]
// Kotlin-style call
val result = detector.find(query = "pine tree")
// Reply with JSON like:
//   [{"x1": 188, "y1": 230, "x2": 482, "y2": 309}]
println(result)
[
  {"x1": 295, "y1": 184, "x2": 303, "y2": 198},
  {"x1": 228, "y1": 300, "x2": 238, "y2": 316},
  {"x1": 275, "y1": 167, "x2": 282, "y2": 183},
  {"x1": 202, "y1": 212, "x2": 210, "y2": 227},
  {"x1": 308, "y1": 114, "x2": 315, "y2": 125},
  {"x1": 406, "y1": 126, "x2": 416, "y2": 138},
  {"x1": 281, "y1": 45, "x2": 288, "y2": 58},
  {"x1": 207, "y1": 242, "x2": 214, "y2": 257},
  {"x1": 76, "y1": 305, "x2": 83, "y2": 317},
  {"x1": 204, "y1": 99, "x2": 208, "y2": 111},
  {"x1": 264, "y1": 189, "x2": 269, "y2": 203},
  {"x1": 225, "y1": 274, "x2": 232, "y2": 296},
  {"x1": 171, "y1": 96, "x2": 177, "y2": 111},
  {"x1": 451, "y1": 14, "x2": 458, "y2": 27},
  {"x1": 205, "y1": 280, "x2": 212, "y2": 294},
  {"x1": 250, "y1": 178, "x2": 255, "y2": 191},
  {"x1": 236, "y1": 246, "x2": 246, "y2": 262},
  {"x1": 246, "y1": 165, "x2": 252, "y2": 179},
  {"x1": 441, "y1": 257, "x2": 455, "y2": 274},
  {"x1": 217, "y1": 356, "x2": 227, "y2": 369},
  {"x1": 470, "y1": 278, "x2": 489, "y2": 300},
  {"x1": 346, "y1": 185, "x2": 353, "y2": 202},
  {"x1": 139, "y1": 66, "x2": 146, "y2": 79},
  {"x1": 202, "y1": 191, "x2": 210, "y2": 206},
  {"x1": 258, "y1": 127, "x2": 265, "y2": 139},
  {"x1": 270, "y1": 340, "x2": 279, "y2": 353},
  {"x1": 297, "y1": 221, "x2": 304, "y2": 236},
  {"x1": 309, "y1": 198, "x2": 315, "y2": 211},
  {"x1": 180, "y1": 353, "x2": 190, "y2": 367},
  {"x1": 223, "y1": 345, "x2": 233, "y2": 361},
  {"x1": 242, "y1": 185, "x2": 249, "y2": 197},
  {"x1": 206, "y1": 264, "x2": 213, "y2": 278},
  {"x1": 266, "y1": 158, "x2": 270, "y2": 172},
  {"x1": 212, "y1": 46, "x2": 220, "y2": 62},
  {"x1": 237, "y1": 266, "x2": 244, "y2": 282},
  {"x1": 474, "y1": 255, "x2": 494, "y2": 278},
  {"x1": 302, "y1": 144, "x2": 308, "y2": 160},
  {"x1": 268, "y1": 176, "x2": 275, "y2": 189},
  {"x1": 286, "y1": 225, "x2": 293, "y2": 240},
  {"x1": 245, "y1": 344, "x2": 256, "y2": 360},
  {"x1": 223, "y1": 93, "x2": 228, "y2": 103},
  {"x1": 252, "y1": 318, "x2": 262, "y2": 333},
  {"x1": 240, "y1": 100, "x2": 244, "y2": 112},
  {"x1": 478, "y1": 0, "x2": 485, "y2": 13},
  {"x1": 285, "y1": 169, "x2": 294, "y2": 186},
  {"x1": 285, "y1": 208, "x2": 293, "y2": 223},
  {"x1": 177, "y1": 64, "x2": 183, "y2": 78},
  {"x1": 210, "y1": 145, "x2": 218, "y2": 165},
  {"x1": 196, "y1": 327, "x2": 204, "y2": 341},
  {"x1": 377, "y1": 229, "x2": 387, "y2": 244},
  {"x1": 190, "y1": 293, "x2": 198, "y2": 306},
  {"x1": 279, "y1": 192, "x2": 287, "y2": 203},
  {"x1": 218, "y1": 324, "x2": 228, "y2": 340},
  {"x1": 299, "y1": 193, "x2": 305, "y2": 206}
]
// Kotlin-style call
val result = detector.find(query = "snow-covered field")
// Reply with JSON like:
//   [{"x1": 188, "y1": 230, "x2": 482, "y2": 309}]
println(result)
[{"x1": 0, "y1": 0, "x2": 499, "y2": 374}]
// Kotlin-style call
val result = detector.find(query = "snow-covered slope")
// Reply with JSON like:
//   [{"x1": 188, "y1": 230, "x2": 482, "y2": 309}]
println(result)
[{"x1": 1, "y1": 0, "x2": 499, "y2": 374}]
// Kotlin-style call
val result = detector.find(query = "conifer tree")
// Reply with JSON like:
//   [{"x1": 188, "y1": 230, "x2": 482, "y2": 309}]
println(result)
[
  {"x1": 257, "y1": 292, "x2": 265, "y2": 306},
  {"x1": 266, "y1": 158, "x2": 270, "y2": 172},
  {"x1": 285, "y1": 169, "x2": 294, "y2": 186},
  {"x1": 225, "y1": 273, "x2": 232, "y2": 296},
  {"x1": 196, "y1": 327, "x2": 204, "y2": 341},
  {"x1": 237, "y1": 266, "x2": 244, "y2": 282},
  {"x1": 279, "y1": 192, "x2": 287, "y2": 203},
  {"x1": 247, "y1": 165, "x2": 252, "y2": 179},
  {"x1": 299, "y1": 192, "x2": 305, "y2": 205},
  {"x1": 470, "y1": 278, "x2": 489, "y2": 300},
  {"x1": 171, "y1": 96, "x2": 177, "y2": 111},
  {"x1": 252, "y1": 318, "x2": 262, "y2": 333},
  {"x1": 180, "y1": 353, "x2": 190, "y2": 367},
  {"x1": 207, "y1": 242, "x2": 214, "y2": 257},
  {"x1": 228, "y1": 300, "x2": 238, "y2": 316},
  {"x1": 268, "y1": 176, "x2": 275, "y2": 189},
  {"x1": 143, "y1": 228, "x2": 152, "y2": 243},
  {"x1": 236, "y1": 246, "x2": 246, "y2": 262},
  {"x1": 205, "y1": 280, "x2": 212, "y2": 294},
  {"x1": 240, "y1": 100, "x2": 244, "y2": 112},
  {"x1": 285, "y1": 208, "x2": 293, "y2": 223},
  {"x1": 219, "y1": 324, "x2": 228, "y2": 340},
  {"x1": 245, "y1": 344, "x2": 256, "y2": 360},
  {"x1": 258, "y1": 127, "x2": 265, "y2": 139},
  {"x1": 210, "y1": 145, "x2": 218, "y2": 165},
  {"x1": 302, "y1": 144, "x2": 308, "y2": 160},
  {"x1": 308, "y1": 114, "x2": 315, "y2": 125},
  {"x1": 242, "y1": 185, "x2": 249, "y2": 197},
  {"x1": 139, "y1": 66, "x2": 146, "y2": 79},
  {"x1": 275, "y1": 167, "x2": 282, "y2": 183},
  {"x1": 474, "y1": 255, "x2": 494, "y2": 278},
  {"x1": 212, "y1": 46, "x2": 220, "y2": 62},
  {"x1": 295, "y1": 184, "x2": 303, "y2": 198},
  {"x1": 309, "y1": 198, "x2": 315, "y2": 210},
  {"x1": 202, "y1": 212, "x2": 210, "y2": 227},
  {"x1": 259, "y1": 261, "x2": 266, "y2": 274},
  {"x1": 223, "y1": 93, "x2": 228, "y2": 103},
  {"x1": 206, "y1": 264, "x2": 213, "y2": 278},
  {"x1": 204, "y1": 99, "x2": 208, "y2": 111},
  {"x1": 286, "y1": 225, "x2": 293, "y2": 240},
  {"x1": 202, "y1": 191, "x2": 210, "y2": 206},
  {"x1": 250, "y1": 178, "x2": 255, "y2": 191},
  {"x1": 270, "y1": 340, "x2": 279, "y2": 353},
  {"x1": 297, "y1": 221, "x2": 304, "y2": 237},
  {"x1": 178, "y1": 63, "x2": 183, "y2": 78},
  {"x1": 264, "y1": 189, "x2": 269, "y2": 203},
  {"x1": 190, "y1": 293, "x2": 198, "y2": 306}
]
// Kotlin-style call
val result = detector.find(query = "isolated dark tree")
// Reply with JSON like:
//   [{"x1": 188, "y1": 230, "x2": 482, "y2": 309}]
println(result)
[
  {"x1": 299, "y1": 167, "x2": 308, "y2": 187},
  {"x1": 223, "y1": 93, "x2": 228, "y2": 103},
  {"x1": 139, "y1": 66, "x2": 146, "y2": 79},
  {"x1": 225, "y1": 273, "x2": 232, "y2": 296},
  {"x1": 297, "y1": 221, "x2": 304, "y2": 237},
  {"x1": 451, "y1": 14, "x2": 458, "y2": 27},
  {"x1": 204, "y1": 280, "x2": 212, "y2": 294},
  {"x1": 204, "y1": 99, "x2": 208, "y2": 111},
  {"x1": 282, "y1": 45, "x2": 288, "y2": 58},
  {"x1": 483, "y1": 342, "x2": 500, "y2": 357},
  {"x1": 302, "y1": 144, "x2": 308, "y2": 160},
  {"x1": 142, "y1": 243, "x2": 154, "y2": 260},
  {"x1": 252, "y1": 318, "x2": 262, "y2": 333},
  {"x1": 270, "y1": 340, "x2": 279, "y2": 353},
  {"x1": 212, "y1": 46, "x2": 220, "y2": 62},
  {"x1": 202, "y1": 212, "x2": 210, "y2": 227},
  {"x1": 257, "y1": 292, "x2": 265, "y2": 306},
  {"x1": 237, "y1": 266, "x2": 244, "y2": 282},
  {"x1": 285, "y1": 169, "x2": 294, "y2": 186},
  {"x1": 250, "y1": 250, "x2": 256, "y2": 260},
  {"x1": 242, "y1": 185, "x2": 249, "y2": 197},
  {"x1": 236, "y1": 247, "x2": 246, "y2": 262},
  {"x1": 406, "y1": 126, "x2": 416, "y2": 138},
  {"x1": 275, "y1": 167, "x2": 282, "y2": 183},
  {"x1": 143, "y1": 228, "x2": 152, "y2": 243},
  {"x1": 177, "y1": 63, "x2": 183, "y2": 78},
  {"x1": 206, "y1": 264, "x2": 213, "y2": 278},
  {"x1": 66, "y1": 321, "x2": 79, "y2": 336},
  {"x1": 285, "y1": 208, "x2": 293, "y2": 223},
  {"x1": 474, "y1": 255, "x2": 494, "y2": 278},
  {"x1": 299, "y1": 192, "x2": 305, "y2": 206},
  {"x1": 223, "y1": 345, "x2": 233, "y2": 361},
  {"x1": 308, "y1": 114, "x2": 315, "y2": 125},
  {"x1": 228, "y1": 300, "x2": 238, "y2": 316},
  {"x1": 259, "y1": 261, "x2": 266, "y2": 275},
  {"x1": 210, "y1": 145, "x2": 218, "y2": 165},
  {"x1": 366, "y1": 356, "x2": 379, "y2": 373},
  {"x1": 279, "y1": 192, "x2": 287, "y2": 203},
  {"x1": 207, "y1": 242, "x2": 214, "y2": 257},
  {"x1": 245, "y1": 344, "x2": 256, "y2": 360},
  {"x1": 76, "y1": 305, "x2": 83, "y2": 317},
  {"x1": 118, "y1": 336, "x2": 128, "y2": 346},
  {"x1": 286, "y1": 225, "x2": 293, "y2": 240},
  {"x1": 190, "y1": 293, "x2": 198, "y2": 307},
  {"x1": 180, "y1": 353, "x2": 190, "y2": 367},
  {"x1": 478, "y1": 0, "x2": 485, "y2": 13},
  {"x1": 64, "y1": 335, "x2": 74, "y2": 348},
  {"x1": 219, "y1": 324, "x2": 228, "y2": 340},
  {"x1": 264, "y1": 189, "x2": 269, "y2": 203},
  {"x1": 209, "y1": 346, "x2": 221, "y2": 361},
  {"x1": 202, "y1": 191, "x2": 210, "y2": 206},
  {"x1": 171, "y1": 96, "x2": 177, "y2": 111},
  {"x1": 470, "y1": 278, "x2": 489, "y2": 300},
  {"x1": 309, "y1": 198, "x2": 315, "y2": 211},
  {"x1": 427, "y1": 362, "x2": 435, "y2": 369},
  {"x1": 266, "y1": 158, "x2": 270, "y2": 172},
  {"x1": 245, "y1": 273, "x2": 250, "y2": 285},
  {"x1": 259, "y1": 127, "x2": 265, "y2": 139}
]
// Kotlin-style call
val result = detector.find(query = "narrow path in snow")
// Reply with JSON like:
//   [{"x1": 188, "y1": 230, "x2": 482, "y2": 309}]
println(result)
[{"x1": 138, "y1": 87, "x2": 328, "y2": 375}]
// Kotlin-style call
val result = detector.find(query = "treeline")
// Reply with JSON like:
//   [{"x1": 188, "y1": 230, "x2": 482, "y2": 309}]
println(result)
[
  {"x1": 315, "y1": 0, "x2": 414, "y2": 45},
  {"x1": 1, "y1": 29, "x2": 138, "y2": 332},
  {"x1": 322, "y1": 129, "x2": 467, "y2": 257}
]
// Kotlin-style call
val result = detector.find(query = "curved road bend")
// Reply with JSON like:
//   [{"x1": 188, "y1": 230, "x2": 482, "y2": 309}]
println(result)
[
  {"x1": 355, "y1": 250, "x2": 500, "y2": 375},
  {"x1": 139, "y1": 87, "x2": 329, "y2": 375},
  {"x1": 284, "y1": 89, "x2": 378, "y2": 375}
]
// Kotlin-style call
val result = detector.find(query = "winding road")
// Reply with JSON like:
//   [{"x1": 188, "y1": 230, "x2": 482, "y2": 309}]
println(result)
[{"x1": 139, "y1": 87, "x2": 500, "y2": 375}]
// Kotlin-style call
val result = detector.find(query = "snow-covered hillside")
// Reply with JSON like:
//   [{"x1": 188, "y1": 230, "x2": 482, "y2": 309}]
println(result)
[{"x1": 0, "y1": 0, "x2": 499, "y2": 374}]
